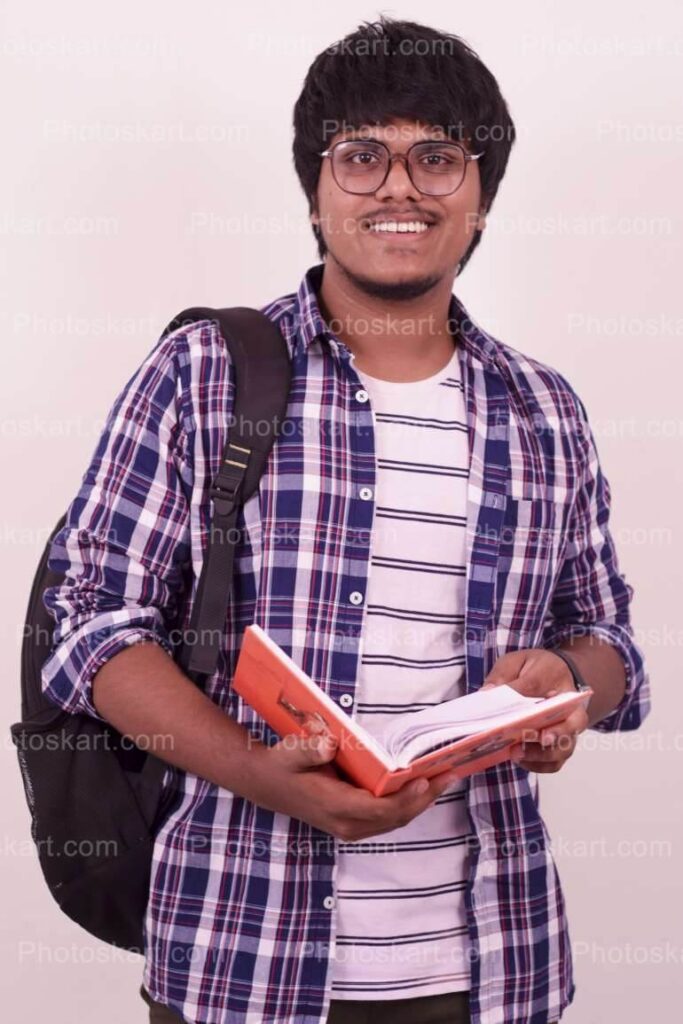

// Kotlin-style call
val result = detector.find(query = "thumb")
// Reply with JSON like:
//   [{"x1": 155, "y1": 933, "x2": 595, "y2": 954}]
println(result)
[
  {"x1": 270, "y1": 727, "x2": 338, "y2": 770},
  {"x1": 481, "y1": 651, "x2": 526, "y2": 689}
]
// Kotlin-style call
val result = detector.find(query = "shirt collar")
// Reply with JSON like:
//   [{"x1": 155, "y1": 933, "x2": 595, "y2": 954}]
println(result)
[{"x1": 293, "y1": 262, "x2": 502, "y2": 370}]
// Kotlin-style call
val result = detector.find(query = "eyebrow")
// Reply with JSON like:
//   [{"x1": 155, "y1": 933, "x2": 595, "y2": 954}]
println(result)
[
  {"x1": 336, "y1": 129, "x2": 459, "y2": 145},
  {"x1": 334, "y1": 131, "x2": 473, "y2": 156}
]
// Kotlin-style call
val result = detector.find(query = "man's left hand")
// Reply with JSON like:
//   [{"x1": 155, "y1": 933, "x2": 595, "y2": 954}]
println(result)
[{"x1": 481, "y1": 648, "x2": 589, "y2": 773}]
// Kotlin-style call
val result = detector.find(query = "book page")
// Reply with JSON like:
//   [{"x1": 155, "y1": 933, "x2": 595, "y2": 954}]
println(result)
[{"x1": 379, "y1": 684, "x2": 570, "y2": 761}]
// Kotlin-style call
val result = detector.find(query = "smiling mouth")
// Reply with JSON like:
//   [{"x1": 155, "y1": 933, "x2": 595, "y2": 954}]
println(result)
[{"x1": 367, "y1": 220, "x2": 434, "y2": 234}]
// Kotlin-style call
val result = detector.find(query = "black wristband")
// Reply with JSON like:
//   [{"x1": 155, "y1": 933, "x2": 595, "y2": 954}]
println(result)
[{"x1": 549, "y1": 648, "x2": 591, "y2": 694}]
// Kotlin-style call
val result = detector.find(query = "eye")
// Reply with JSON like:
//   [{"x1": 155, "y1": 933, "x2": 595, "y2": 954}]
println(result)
[
  {"x1": 343, "y1": 147, "x2": 382, "y2": 166},
  {"x1": 418, "y1": 149, "x2": 459, "y2": 167},
  {"x1": 352, "y1": 151, "x2": 379, "y2": 165}
]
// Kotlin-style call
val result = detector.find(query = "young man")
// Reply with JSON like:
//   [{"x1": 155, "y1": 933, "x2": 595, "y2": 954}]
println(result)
[{"x1": 42, "y1": 17, "x2": 650, "y2": 1024}]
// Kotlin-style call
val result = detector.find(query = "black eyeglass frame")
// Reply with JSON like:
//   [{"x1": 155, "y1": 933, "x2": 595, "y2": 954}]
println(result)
[{"x1": 319, "y1": 138, "x2": 485, "y2": 196}]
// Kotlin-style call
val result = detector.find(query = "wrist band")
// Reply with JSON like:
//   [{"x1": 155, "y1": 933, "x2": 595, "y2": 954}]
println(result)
[{"x1": 550, "y1": 648, "x2": 591, "y2": 694}]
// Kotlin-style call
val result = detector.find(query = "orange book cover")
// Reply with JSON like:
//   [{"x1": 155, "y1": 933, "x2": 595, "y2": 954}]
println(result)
[{"x1": 232, "y1": 623, "x2": 593, "y2": 797}]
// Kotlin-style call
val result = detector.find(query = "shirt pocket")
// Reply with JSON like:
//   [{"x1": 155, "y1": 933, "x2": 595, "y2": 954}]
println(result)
[{"x1": 494, "y1": 494, "x2": 569, "y2": 643}]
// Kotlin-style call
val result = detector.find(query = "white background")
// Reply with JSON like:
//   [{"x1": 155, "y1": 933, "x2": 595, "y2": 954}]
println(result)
[{"x1": 2, "y1": 1, "x2": 681, "y2": 1020}]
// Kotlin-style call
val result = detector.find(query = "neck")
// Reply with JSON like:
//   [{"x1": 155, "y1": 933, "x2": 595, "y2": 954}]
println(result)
[{"x1": 317, "y1": 258, "x2": 457, "y2": 383}]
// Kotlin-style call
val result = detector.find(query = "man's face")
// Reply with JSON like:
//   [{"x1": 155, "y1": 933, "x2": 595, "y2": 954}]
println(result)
[{"x1": 312, "y1": 118, "x2": 487, "y2": 297}]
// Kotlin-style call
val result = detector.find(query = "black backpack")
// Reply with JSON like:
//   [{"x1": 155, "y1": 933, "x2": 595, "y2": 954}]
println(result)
[{"x1": 10, "y1": 306, "x2": 292, "y2": 952}]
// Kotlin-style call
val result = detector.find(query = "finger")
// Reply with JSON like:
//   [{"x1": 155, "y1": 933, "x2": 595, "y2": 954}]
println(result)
[
  {"x1": 372, "y1": 769, "x2": 461, "y2": 821},
  {"x1": 510, "y1": 735, "x2": 576, "y2": 763},
  {"x1": 338, "y1": 769, "x2": 464, "y2": 841},
  {"x1": 520, "y1": 732, "x2": 578, "y2": 755},
  {"x1": 402, "y1": 769, "x2": 461, "y2": 804},
  {"x1": 513, "y1": 743, "x2": 573, "y2": 763},
  {"x1": 520, "y1": 706, "x2": 587, "y2": 750},
  {"x1": 270, "y1": 728, "x2": 338, "y2": 771},
  {"x1": 424, "y1": 767, "x2": 463, "y2": 802},
  {"x1": 515, "y1": 758, "x2": 564, "y2": 773},
  {"x1": 332, "y1": 772, "x2": 432, "y2": 820},
  {"x1": 537, "y1": 708, "x2": 588, "y2": 748},
  {"x1": 481, "y1": 651, "x2": 529, "y2": 689},
  {"x1": 516, "y1": 652, "x2": 580, "y2": 699}
]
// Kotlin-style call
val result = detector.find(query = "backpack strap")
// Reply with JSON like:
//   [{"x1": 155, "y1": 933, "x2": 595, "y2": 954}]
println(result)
[{"x1": 160, "y1": 307, "x2": 292, "y2": 680}]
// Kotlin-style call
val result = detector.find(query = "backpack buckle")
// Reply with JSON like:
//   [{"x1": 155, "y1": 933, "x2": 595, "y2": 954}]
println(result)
[
  {"x1": 209, "y1": 441, "x2": 251, "y2": 513},
  {"x1": 209, "y1": 477, "x2": 244, "y2": 515}
]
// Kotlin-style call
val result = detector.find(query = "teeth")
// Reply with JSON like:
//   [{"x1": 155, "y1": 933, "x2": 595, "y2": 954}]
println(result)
[{"x1": 369, "y1": 221, "x2": 430, "y2": 233}]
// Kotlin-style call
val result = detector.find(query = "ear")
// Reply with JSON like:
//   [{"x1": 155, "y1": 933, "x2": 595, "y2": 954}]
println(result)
[{"x1": 310, "y1": 201, "x2": 320, "y2": 228}]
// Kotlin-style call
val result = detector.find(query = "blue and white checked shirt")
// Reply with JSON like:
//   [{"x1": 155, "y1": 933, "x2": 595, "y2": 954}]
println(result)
[{"x1": 42, "y1": 263, "x2": 651, "y2": 1024}]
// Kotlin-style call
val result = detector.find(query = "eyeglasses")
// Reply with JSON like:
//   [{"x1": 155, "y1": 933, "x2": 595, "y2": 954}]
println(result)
[{"x1": 319, "y1": 138, "x2": 484, "y2": 197}]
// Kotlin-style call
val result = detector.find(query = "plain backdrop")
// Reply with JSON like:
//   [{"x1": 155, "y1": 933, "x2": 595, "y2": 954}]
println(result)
[{"x1": 2, "y1": 1, "x2": 681, "y2": 1021}]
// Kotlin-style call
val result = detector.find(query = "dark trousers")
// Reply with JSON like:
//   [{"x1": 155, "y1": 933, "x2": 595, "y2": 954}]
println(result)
[
  {"x1": 140, "y1": 983, "x2": 560, "y2": 1023},
  {"x1": 140, "y1": 984, "x2": 472, "y2": 1023}
]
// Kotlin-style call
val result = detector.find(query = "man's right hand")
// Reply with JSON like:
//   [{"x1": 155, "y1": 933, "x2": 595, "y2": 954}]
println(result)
[
  {"x1": 91, "y1": 642, "x2": 461, "y2": 842},
  {"x1": 248, "y1": 727, "x2": 462, "y2": 841}
]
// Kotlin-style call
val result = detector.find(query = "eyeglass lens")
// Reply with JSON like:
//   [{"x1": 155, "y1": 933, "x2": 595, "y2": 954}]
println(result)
[{"x1": 330, "y1": 140, "x2": 469, "y2": 196}]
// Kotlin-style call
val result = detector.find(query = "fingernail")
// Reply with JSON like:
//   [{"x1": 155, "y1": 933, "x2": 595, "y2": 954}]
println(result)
[{"x1": 413, "y1": 779, "x2": 429, "y2": 795}]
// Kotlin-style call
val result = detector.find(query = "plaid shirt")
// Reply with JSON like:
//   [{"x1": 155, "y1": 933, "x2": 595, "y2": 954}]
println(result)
[{"x1": 42, "y1": 263, "x2": 651, "y2": 1024}]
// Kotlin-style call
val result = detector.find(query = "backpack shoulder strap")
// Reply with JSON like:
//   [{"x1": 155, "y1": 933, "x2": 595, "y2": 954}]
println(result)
[{"x1": 161, "y1": 307, "x2": 292, "y2": 680}]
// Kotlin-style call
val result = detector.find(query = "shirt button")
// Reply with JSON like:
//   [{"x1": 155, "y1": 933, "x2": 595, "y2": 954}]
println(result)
[
  {"x1": 359, "y1": 486, "x2": 373, "y2": 500},
  {"x1": 339, "y1": 693, "x2": 354, "y2": 708},
  {"x1": 349, "y1": 591, "x2": 364, "y2": 605},
  {"x1": 323, "y1": 895, "x2": 336, "y2": 910},
  {"x1": 355, "y1": 389, "x2": 369, "y2": 403}
]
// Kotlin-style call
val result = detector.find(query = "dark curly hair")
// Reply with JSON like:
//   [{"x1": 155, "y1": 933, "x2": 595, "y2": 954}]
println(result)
[{"x1": 292, "y1": 16, "x2": 515, "y2": 274}]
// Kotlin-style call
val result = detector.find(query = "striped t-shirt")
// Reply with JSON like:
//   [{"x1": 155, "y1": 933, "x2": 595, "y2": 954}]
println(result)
[{"x1": 329, "y1": 340, "x2": 476, "y2": 999}]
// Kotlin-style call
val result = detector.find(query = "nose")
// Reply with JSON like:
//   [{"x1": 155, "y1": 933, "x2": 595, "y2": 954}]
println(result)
[{"x1": 373, "y1": 153, "x2": 420, "y2": 201}]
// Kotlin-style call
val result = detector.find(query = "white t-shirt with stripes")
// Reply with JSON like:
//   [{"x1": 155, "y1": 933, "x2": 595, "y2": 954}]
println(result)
[{"x1": 329, "y1": 341, "x2": 475, "y2": 1000}]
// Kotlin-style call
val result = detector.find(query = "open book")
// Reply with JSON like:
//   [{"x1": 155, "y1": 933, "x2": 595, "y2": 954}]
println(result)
[{"x1": 232, "y1": 623, "x2": 592, "y2": 797}]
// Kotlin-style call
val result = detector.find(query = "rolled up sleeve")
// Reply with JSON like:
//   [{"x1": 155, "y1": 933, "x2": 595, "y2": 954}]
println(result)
[
  {"x1": 541, "y1": 391, "x2": 651, "y2": 732},
  {"x1": 41, "y1": 330, "x2": 193, "y2": 721}
]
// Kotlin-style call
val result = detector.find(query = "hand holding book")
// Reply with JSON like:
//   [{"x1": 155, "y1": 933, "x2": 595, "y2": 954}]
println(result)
[
  {"x1": 232, "y1": 625, "x2": 593, "y2": 796},
  {"x1": 479, "y1": 646, "x2": 593, "y2": 774},
  {"x1": 248, "y1": 708, "x2": 464, "y2": 842}
]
